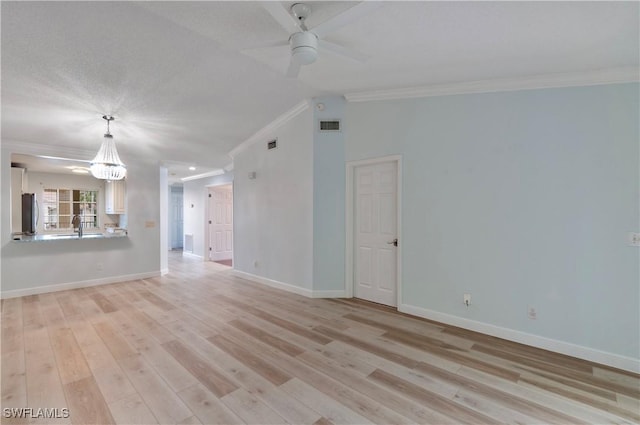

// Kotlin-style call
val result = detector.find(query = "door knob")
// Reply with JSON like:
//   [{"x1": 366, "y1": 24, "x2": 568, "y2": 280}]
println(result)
[{"x1": 387, "y1": 238, "x2": 398, "y2": 247}]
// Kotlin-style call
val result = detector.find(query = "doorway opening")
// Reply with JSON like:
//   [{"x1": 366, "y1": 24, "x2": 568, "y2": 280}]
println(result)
[
  {"x1": 170, "y1": 185, "x2": 184, "y2": 251},
  {"x1": 346, "y1": 155, "x2": 402, "y2": 308},
  {"x1": 206, "y1": 184, "x2": 233, "y2": 267}
]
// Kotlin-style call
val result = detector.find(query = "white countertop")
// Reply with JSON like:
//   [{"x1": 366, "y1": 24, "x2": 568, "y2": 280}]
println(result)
[{"x1": 11, "y1": 232, "x2": 128, "y2": 242}]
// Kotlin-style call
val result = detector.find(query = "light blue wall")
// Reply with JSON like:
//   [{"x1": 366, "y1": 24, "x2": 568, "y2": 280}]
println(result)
[
  {"x1": 313, "y1": 96, "x2": 346, "y2": 291},
  {"x1": 233, "y1": 108, "x2": 314, "y2": 289},
  {"x1": 345, "y1": 83, "x2": 639, "y2": 359}
]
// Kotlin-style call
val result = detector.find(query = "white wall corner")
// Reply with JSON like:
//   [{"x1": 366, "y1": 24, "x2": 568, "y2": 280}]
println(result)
[
  {"x1": 231, "y1": 270, "x2": 313, "y2": 298},
  {"x1": 345, "y1": 67, "x2": 640, "y2": 102},
  {"x1": 399, "y1": 303, "x2": 640, "y2": 374},
  {"x1": 0, "y1": 271, "x2": 161, "y2": 299},
  {"x1": 228, "y1": 100, "x2": 311, "y2": 159}
]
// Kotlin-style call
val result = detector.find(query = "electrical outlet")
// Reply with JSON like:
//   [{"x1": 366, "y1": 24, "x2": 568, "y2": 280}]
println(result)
[
  {"x1": 463, "y1": 293, "x2": 471, "y2": 306},
  {"x1": 628, "y1": 232, "x2": 640, "y2": 247},
  {"x1": 96, "y1": 262, "x2": 104, "y2": 271},
  {"x1": 528, "y1": 306, "x2": 537, "y2": 320},
  {"x1": 253, "y1": 260, "x2": 259, "y2": 268}
]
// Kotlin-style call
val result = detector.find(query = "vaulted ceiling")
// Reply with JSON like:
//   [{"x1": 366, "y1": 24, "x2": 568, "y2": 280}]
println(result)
[{"x1": 2, "y1": 1, "x2": 638, "y2": 179}]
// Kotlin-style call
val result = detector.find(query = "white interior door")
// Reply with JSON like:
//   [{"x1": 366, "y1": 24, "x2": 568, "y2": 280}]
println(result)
[
  {"x1": 355, "y1": 161, "x2": 398, "y2": 306},
  {"x1": 208, "y1": 185, "x2": 233, "y2": 261}
]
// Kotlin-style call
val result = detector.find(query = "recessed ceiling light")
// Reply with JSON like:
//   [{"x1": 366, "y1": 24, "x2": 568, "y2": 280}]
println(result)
[{"x1": 189, "y1": 166, "x2": 196, "y2": 171}]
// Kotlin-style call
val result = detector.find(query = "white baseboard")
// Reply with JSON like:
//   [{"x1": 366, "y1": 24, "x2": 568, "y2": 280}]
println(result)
[
  {"x1": 231, "y1": 270, "x2": 313, "y2": 298},
  {"x1": 230, "y1": 270, "x2": 346, "y2": 299},
  {"x1": 161, "y1": 268, "x2": 169, "y2": 276},
  {"x1": 399, "y1": 303, "x2": 640, "y2": 374},
  {"x1": 310, "y1": 290, "x2": 346, "y2": 298},
  {"x1": 182, "y1": 252, "x2": 204, "y2": 260},
  {"x1": 0, "y1": 271, "x2": 161, "y2": 299}
]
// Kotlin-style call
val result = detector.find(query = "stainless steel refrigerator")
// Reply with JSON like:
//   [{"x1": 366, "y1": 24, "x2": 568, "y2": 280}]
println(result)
[{"x1": 22, "y1": 193, "x2": 37, "y2": 235}]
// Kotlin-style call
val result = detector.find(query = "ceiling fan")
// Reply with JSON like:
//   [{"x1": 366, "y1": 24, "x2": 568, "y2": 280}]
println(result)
[{"x1": 256, "y1": 2, "x2": 381, "y2": 78}]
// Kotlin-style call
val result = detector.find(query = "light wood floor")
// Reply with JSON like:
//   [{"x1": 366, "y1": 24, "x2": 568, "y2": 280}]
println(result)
[{"x1": 2, "y1": 253, "x2": 639, "y2": 425}]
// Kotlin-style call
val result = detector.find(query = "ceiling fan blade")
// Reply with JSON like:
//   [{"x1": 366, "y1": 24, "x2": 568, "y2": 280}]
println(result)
[
  {"x1": 310, "y1": 1, "x2": 382, "y2": 39},
  {"x1": 241, "y1": 39, "x2": 289, "y2": 52},
  {"x1": 286, "y1": 59, "x2": 301, "y2": 78},
  {"x1": 318, "y1": 40, "x2": 369, "y2": 62},
  {"x1": 262, "y1": 2, "x2": 302, "y2": 34}
]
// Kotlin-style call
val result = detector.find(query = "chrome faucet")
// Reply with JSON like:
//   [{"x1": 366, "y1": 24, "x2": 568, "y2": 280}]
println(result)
[{"x1": 73, "y1": 214, "x2": 83, "y2": 237}]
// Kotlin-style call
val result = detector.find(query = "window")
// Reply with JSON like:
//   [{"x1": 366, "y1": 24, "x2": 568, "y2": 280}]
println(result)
[{"x1": 43, "y1": 189, "x2": 99, "y2": 232}]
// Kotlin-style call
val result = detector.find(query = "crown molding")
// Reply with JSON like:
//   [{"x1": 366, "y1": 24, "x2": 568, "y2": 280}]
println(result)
[
  {"x1": 228, "y1": 100, "x2": 310, "y2": 159},
  {"x1": 344, "y1": 67, "x2": 640, "y2": 103}
]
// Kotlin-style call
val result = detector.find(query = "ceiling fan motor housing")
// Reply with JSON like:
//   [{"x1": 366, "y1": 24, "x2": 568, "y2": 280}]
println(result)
[{"x1": 290, "y1": 31, "x2": 318, "y2": 65}]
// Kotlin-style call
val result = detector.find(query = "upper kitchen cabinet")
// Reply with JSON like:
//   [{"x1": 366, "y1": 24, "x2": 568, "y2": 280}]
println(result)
[{"x1": 105, "y1": 179, "x2": 126, "y2": 214}]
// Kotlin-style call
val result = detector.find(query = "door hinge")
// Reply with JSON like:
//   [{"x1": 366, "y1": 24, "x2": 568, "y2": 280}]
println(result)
[
  {"x1": 209, "y1": 193, "x2": 212, "y2": 197},
  {"x1": 209, "y1": 247, "x2": 212, "y2": 251},
  {"x1": 209, "y1": 220, "x2": 212, "y2": 224}
]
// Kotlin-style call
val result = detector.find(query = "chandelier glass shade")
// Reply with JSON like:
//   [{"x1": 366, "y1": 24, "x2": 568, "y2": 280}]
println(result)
[{"x1": 90, "y1": 116, "x2": 126, "y2": 180}]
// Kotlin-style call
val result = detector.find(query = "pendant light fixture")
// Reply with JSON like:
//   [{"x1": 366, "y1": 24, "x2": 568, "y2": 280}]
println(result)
[{"x1": 90, "y1": 115, "x2": 126, "y2": 180}]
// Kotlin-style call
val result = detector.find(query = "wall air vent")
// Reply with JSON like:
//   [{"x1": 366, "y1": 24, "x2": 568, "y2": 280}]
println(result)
[
  {"x1": 319, "y1": 120, "x2": 341, "y2": 132},
  {"x1": 267, "y1": 139, "x2": 277, "y2": 150}
]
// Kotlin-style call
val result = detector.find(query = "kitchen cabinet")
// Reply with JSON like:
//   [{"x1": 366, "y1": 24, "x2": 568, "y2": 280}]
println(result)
[{"x1": 105, "y1": 179, "x2": 126, "y2": 214}]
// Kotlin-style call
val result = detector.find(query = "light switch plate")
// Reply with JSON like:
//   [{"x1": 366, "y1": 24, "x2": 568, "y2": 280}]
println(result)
[{"x1": 628, "y1": 232, "x2": 640, "y2": 247}]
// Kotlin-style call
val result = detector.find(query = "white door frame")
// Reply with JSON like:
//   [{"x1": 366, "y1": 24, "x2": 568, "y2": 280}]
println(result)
[
  {"x1": 204, "y1": 182, "x2": 234, "y2": 263},
  {"x1": 345, "y1": 155, "x2": 402, "y2": 306}
]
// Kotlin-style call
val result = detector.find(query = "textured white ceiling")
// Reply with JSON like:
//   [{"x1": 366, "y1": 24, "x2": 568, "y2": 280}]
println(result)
[{"x1": 2, "y1": 1, "x2": 638, "y2": 173}]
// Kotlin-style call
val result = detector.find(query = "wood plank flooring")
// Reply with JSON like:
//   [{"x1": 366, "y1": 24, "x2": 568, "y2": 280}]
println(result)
[{"x1": 2, "y1": 253, "x2": 639, "y2": 424}]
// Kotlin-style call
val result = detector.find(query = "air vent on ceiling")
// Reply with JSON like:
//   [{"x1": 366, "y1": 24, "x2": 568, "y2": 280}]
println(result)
[
  {"x1": 319, "y1": 120, "x2": 341, "y2": 132},
  {"x1": 267, "y1": 139, "x2": 277, "y2": 150}
]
